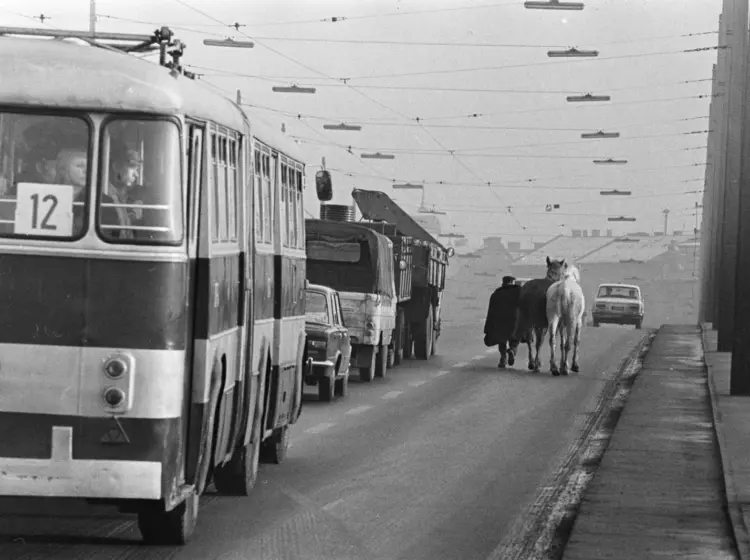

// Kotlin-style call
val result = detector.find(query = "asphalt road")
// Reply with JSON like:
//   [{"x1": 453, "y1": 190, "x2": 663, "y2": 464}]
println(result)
[{"x1": 0, "y1": 319, "x2": 647, "y2": 560}]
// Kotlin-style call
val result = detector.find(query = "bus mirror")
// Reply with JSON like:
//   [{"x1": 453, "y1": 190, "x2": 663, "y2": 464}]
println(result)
[
  {"x1": 447, "y1": 247, "x2": 455, "y2": 258},
  {"x1": 315, "y1": 170, "x2": 333, "y2": 202},
  {"x1": 399, "y1": 259, "x2": 407, "y2": 270}
]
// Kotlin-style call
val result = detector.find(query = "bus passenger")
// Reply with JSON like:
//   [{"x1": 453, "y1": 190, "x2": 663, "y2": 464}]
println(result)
[
  {"x1": 18, "y1": 139, "x2": 59, "y2": 186},
  {"x1": 57, "y1": 147, "x2": 120, "y2": 236}
]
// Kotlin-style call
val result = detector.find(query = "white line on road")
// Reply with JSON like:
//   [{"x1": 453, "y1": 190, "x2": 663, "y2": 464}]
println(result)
[
  {"x1": 322, "y1": 498, "x2": 345, "y2": 511},
  {"x1": 433, "y1": 370, "x2": 450, "y2": 377},
  {"x1": 345, "y1": 405, "x2": 374, "y2": 415},
  {"x1": 453, "y1": 362, "x2": 469, "y2": 368},
  {"x1": 472, "y1": 354, "x2": 486, "y2": 360},
  {"x1": 381, "y1": 391, "x2": 403, "y2": 400},
  {"x1": 408, "y1": 379, "x2": 428, "y2": 387},
  {"x1": 305, "y1": 422, "x2": 337, "y2": 435},
  {"x1": 485, "y1": 348, "x2": 496, "y2": 354}
]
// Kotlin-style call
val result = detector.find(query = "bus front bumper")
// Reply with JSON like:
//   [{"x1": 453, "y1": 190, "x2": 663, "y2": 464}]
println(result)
[{"x1": 0, "y1": 426, "x2": 162, "y2": 500}]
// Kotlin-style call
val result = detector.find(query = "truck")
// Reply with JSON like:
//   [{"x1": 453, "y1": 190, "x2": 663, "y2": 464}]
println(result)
[{"x1": 305, "y1": 189, "x2": 453, "y2": 382}]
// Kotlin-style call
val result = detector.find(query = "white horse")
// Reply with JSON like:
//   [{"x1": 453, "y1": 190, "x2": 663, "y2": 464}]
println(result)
[{"x1": 546, "y1": 265, "x2": 585, "y2": 376}]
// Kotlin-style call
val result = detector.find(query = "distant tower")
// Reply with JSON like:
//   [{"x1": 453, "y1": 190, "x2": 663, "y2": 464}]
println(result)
[{"x1": 662, "y1": 209, "x2": 670, "y2": 237}]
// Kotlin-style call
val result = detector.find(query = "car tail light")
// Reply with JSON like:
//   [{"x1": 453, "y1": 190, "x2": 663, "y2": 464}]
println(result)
[
  {"x1": 628, "y1": 305, "x2": 639, "y2": 312},
  {"x1": 100, "y1": 353, "x2": 135, "y2": 413}
]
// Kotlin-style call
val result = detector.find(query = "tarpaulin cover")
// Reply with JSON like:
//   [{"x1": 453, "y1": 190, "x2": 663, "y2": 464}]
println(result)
[
  {"x1": 305, "y1": 219, "x2": 395, "y2": 298},
  {"x1": 351, "y1": 188, "x2": 445, "y2": 250}
]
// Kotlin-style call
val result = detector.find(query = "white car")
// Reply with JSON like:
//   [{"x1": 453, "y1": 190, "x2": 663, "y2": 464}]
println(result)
[{"x1": 591, "y1": 283, "x2": 644, "y2": 329}]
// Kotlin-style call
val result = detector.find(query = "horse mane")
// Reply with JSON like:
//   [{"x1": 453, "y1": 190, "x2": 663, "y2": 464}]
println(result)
[{"x1": 562, "y1": 265, "x2": 581, "y2": 283}]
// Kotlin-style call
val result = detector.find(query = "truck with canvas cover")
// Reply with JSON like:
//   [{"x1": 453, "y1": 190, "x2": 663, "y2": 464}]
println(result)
[
  {"x1": 305, "y1": 219, "x2": 396, "y2": 382},
  {"x1": 351, "y1": 189, "x2": 453, "y2": 362}
]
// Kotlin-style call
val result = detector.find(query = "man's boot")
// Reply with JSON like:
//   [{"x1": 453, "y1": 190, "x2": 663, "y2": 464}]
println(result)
[
  {"x1": 498, "y1": 353, "x2": 507, "y2": 368},
  {"x1": 507, "y1": 348, "x2": 515, "y2": 367}
]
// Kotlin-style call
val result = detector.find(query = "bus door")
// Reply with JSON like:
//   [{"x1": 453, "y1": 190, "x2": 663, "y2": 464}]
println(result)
[{"x1": 184, "y1": 121, "x2": 205, "y2": 486}]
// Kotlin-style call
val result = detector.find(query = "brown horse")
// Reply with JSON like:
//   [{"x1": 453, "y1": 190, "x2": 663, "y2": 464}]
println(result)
[{"x1": 513, "y1": 257, "x2": 567, "y2": 372}]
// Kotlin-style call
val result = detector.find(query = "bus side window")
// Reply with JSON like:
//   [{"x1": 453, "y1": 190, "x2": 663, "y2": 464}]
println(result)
[
  {"x1": 280, "y1": 162, "x2": 288, "y2": 248},
  {"x1": 262, "y1": 152, "x2": 272, "y2": 244},
  {"x1": 295, "y1": 168, "x2": 304, "y2": 250},
  {"x1": 253, "y1": 148, "x2": 262, "y2": 243},
  {"x1": 227, "y1": 137, "x2": 237, "y2": 242},
  {"x1": 210, "y1": 134, "x2": 219, "y2": 242}
]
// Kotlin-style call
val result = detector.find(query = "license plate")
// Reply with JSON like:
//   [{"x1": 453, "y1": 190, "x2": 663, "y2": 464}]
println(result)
[{"x1": 611, "y1": 306, "x2": 624, "y2": 311}]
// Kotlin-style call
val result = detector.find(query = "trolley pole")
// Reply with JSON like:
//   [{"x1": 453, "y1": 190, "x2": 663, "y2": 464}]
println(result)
[
  {"x1": 730, "y1": 0, "x2": 750, "y2": 394},
  {"x1": 717, "y1": 0, "x2": 748, "y2": 352}
]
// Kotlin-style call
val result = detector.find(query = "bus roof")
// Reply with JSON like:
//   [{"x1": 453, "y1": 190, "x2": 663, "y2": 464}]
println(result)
[
  {"x1": 0, "y1": 37, "x2": 247, "y2": 131},
  {"x1": 249, "y1": 112, "x2": 306, "y2": 165}
]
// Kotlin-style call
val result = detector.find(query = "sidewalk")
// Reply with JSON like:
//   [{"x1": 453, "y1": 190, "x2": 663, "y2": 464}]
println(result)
[{"x1": 562, "y1": 325, "x2": 740, "y2": 560}]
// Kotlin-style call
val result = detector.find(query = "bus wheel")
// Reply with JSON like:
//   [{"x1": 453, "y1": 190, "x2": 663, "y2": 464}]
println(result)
[
  {"x1": 138, "y1": 491, "x2": 199, "y2": 545},
  {"x1": 213, "y1": 417, "x2": 261, "y2": 496},
  {"x1": 261, "y1": 425, "x2": 290, "y2": 464}
]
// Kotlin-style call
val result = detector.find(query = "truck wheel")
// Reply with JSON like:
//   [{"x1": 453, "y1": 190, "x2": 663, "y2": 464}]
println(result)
[
  {"x1": 138, "y1": 491, "x2": 199, "y2": 545},
  {"x1": 414, "y1": 307, "x2": 434, "y2": 360},
  {"x1": 318, "y1": 375, "x2": 335, "y2": 402},
  {"x1": 403, "y1": 322, "x2": 413, "y2": 359},
  {"x1": 593, "y1": 320, "x2": 600, "y2": 327},
  {"x1": 360, "y1": 351, "x2": 375, "y2": 382},
  {"x1": 635, "y1": 320, "x2": 642, "y2": 330},
  {"x1": 393, "y1": 309, "x2": 405, "y2": 366},
  {"x1": 375, "y1": 343, "x2": 387, "y2": 379}
]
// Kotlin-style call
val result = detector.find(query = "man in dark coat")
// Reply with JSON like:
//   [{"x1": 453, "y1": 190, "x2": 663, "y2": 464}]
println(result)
[{"x1": 483, "y1": 275, "x2": 522, "y2": 368}]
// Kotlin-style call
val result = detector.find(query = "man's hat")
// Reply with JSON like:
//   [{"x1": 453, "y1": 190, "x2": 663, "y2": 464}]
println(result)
[{"x1": 502, "y1": 275, "x2": 515, "y2": 285}]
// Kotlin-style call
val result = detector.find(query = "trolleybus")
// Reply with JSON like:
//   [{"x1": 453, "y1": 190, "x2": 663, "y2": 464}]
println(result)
[{"x1": 0, "y1": 30, "x2": 308, "y2": 544}]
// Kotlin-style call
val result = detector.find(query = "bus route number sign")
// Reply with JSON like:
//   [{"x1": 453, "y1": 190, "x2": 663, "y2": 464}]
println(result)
[{"x1": 14, "y1": 183, "x2": 75, "y2": 237}]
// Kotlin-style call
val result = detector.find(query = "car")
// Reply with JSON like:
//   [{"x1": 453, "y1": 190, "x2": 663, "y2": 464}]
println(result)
[
  {"x1": 304, "y1": 284, "x2": 352, "y2": 402},
  {"x1": 591, "y1": 283, "x2": 644, "y2": 329}
]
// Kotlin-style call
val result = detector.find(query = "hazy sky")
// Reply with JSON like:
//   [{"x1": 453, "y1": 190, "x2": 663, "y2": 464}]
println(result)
[{"x1": 0, "y1": 0, "x2": 721, "y2": 247}]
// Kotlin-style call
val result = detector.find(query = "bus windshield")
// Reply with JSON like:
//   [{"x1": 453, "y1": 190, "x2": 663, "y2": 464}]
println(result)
[
  {"x1": 99, "y1": 118, "x2": 183, "y2": 244},
  {"x1": 0, "y1": 112, "x2": 90, "y2": 240}
]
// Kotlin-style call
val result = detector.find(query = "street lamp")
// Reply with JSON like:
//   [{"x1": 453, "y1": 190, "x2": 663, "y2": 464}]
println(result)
[
  {"x1": 203, "y1": 38, "x2": 254, "y2": 48},
  {"x1": 594, "y1": 158, "x2": 628, "y2": 164},
  {"x1": 548, "y1": 47, "x2": 598, "y2": 57},
  {"x1": 608, "y1": 216, "x2": 637, "y2": 222},
  {"x1": 272, "y1": 85, "x2": 316, "y2": 94},
  {"x1": 525, "y1": 0, "x2": 584, "y2": 9},
  {"x1": 581, "y1": 130, "x2": 620, "y2": 139},
  {"x1": 600, "y1": 189, "x2": 632, "y2": 196},
  {"x1": 567, "y1": 93, "x2": 611, "y2": 102},
  {"x1": 361, "y1": 152, "x2": 395, "y2": 159},
  {"x1": 323, "y1": 123, "x2": 362, "y2": 131}
]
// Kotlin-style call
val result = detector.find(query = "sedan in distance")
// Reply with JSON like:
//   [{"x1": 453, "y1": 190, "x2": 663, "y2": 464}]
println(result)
[
  {"x1": 591, "y1": 283, "x2": 644, "y2": 329},
  {"x1": 305, "y1": 284, "x2": 352, "y2": 402}
]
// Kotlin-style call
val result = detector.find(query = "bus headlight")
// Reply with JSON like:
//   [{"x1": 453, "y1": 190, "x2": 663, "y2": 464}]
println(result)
[
  {"x1": 103, "y1": 387, "x2": 126, "y2": 408},
  {"x1": 104, "y1": 357, "x2": 128, "y2": 379}
]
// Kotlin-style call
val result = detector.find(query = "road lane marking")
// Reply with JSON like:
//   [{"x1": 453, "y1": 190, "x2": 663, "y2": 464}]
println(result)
[
  {"x1": 305, "y1": 422, "x2": 336, "y2": 434},
  {"x1": 408, "y1": 379, "x2": 428, "y2": 387},
  {"x1": 381, "y1": 391, "x2": 403, "y2": 400},
  {"x1": 345, "y1": 405, "x2": 373, "y2": 415},
  {"x1": 322, "y1": 498, "x2": 345, "y2": 511},
  {"x1": 453, "y1": 362, "x2": 469, "y2": 368},
  {"x1": 472, "y1": 354, "x2": 486, "y2": 360},
  {"x1": 433, "y1": 370, "x2": 450, "y2": 377},
  {"x1": 485, "y1": 348, "x2": 496, "y2": 354}
]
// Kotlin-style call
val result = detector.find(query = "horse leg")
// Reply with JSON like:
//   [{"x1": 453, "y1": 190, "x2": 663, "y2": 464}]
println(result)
[
  {"x1": 571, "y1": 321, "x2": 581, "y2": 373},
  {"x1": 526, "y1": 334, "x2": 535, "y2": 371},
  {"x1": 498, "y1": 340, "x2": 507, "y2": 368},
  {"x1": 533, "y1": 328, "x2": 544, "y2": 373},
  {"x1": 548, "y1": 317, "x2": 560, "y2": 376},
  {"x1": 561, "y1": 325, "x2": 571, "y2": 376}
]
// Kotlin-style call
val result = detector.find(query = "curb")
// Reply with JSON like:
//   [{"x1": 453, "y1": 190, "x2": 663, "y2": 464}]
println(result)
[{"x1": 700, "y1": 323, "x2": 750, "y2": 560}]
